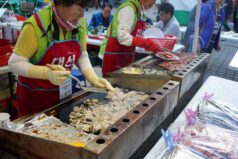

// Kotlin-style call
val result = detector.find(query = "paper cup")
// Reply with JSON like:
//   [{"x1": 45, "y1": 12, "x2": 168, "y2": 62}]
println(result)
[{"x1": 0, "y1": 113, "x2": 10, "y2": 129}]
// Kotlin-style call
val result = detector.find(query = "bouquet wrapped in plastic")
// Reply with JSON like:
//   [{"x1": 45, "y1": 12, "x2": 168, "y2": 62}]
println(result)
[
  {"x1": 197, "y1": 94, "x2": 238, "y2": 132},
  {"x1": 182, "y1": 93, "x2": 238, "y2": 158},
  {"x1": 182, "y1": 121, "x2": 238, "y2": 159},
  {"x1": 158, "y1": 144, "x2": 206, "y2": 159},
  {"x1": 158, "y1": 93, "x2": 238, "y2": 159},
  {"x1": 157, "y1": 129, "x2": 206, "y2": 159}
]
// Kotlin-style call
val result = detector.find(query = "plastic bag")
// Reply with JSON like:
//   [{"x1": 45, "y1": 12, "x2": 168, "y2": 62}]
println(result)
[
  {"x1": 181, "y1": 94, "x2": 238, "y2": 159},
  {"x1": 182, "y1": 121, "x2": 238, "y2": 159},
  {"x1": 157, "y1": 144, "x2": 206, "y2": 159},
  {"x1": 158, "y1": 129, "x2": 206, "y2": 159},
  {"x1": 159, "y1": 94, "x2": 238, "y2": 159},
  {"x1": 196, "y1": 93, "x2": 238, "y2": 132}
]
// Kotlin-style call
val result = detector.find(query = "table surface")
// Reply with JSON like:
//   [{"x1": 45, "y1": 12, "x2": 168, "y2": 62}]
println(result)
[
  {"x1": 0, "y1": 21, "x2": 23, "y2": 30},
  {"x1": 221, "y1": 34, "x2": 238, "y2": 42},
  {"x1": 0, "y1": 66, "x2": 9, "y2": 74},
  {"x1": 144, "y1": 76, "x2": 238, "y2": 159},
  {"x1": 179, "y1": 26, "x2": 238, "y2": 41},
  {"x1": 87, "y1": 36, "x2": 185, "y2": 53},
  {"x1": 87, "y1": 37, "x2": 102, "y2": 46},
  {"x1": 228, "y1": 50, "x2": 238, "y2": 71}
]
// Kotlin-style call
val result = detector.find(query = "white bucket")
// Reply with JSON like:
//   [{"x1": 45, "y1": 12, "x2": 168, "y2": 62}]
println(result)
[{"x1": 0, "y1": 113, "x2": 10, "y2": 129}]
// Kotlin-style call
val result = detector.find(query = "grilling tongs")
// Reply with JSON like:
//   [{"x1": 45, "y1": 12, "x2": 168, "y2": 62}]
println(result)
[
  {"x1": 69, "y1": 74, "x2": 107, "y2": 93},
  {"x1": 46, "y1": 64, "x2": 107, "y2": 93}
]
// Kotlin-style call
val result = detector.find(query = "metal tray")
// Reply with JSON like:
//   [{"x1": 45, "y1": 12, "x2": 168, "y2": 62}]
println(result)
[
  {"x1": 106, "y1": 53, "x2": 210, "y2": 118},
  {"x1": 0, "y1": 80, "x2": 180, "y2": 159}
]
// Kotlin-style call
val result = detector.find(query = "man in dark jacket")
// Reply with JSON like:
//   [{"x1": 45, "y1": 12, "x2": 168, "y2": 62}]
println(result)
[
  {"x1": 183, "y1": 0, "x2": 225, "y2": 53},
  {"x1": 233, "y1": 0, "x2": 238, "y2": 32},
  {"x1": 88, "y1": 3, "x2": 113, "y2": 29},
  {"x1": 223, "y1": 0, "x2": 233, "y2": 31}
]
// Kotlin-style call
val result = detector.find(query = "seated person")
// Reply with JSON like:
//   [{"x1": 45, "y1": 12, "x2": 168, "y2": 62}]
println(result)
[
  {"x1": 88, "y1": 3, "x2": 113, "y2": 29},
  {"x1": 154, "y1": 2, "x2": 180, "y2": 38}
]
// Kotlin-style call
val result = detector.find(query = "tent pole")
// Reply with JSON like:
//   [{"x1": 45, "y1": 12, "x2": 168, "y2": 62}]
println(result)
[{"x1": 192, "y1": 0, "x2": 202, "y2": 53}]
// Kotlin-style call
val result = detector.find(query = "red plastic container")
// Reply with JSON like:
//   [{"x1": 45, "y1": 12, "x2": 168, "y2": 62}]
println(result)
[
  {"x1": 149, "y1": 35, "x2": 177, "y2": 51},
  {"x1": 0, "y1": 39, "x2": 12, "y2": 66},
  {"x1": 15, "y1": 15, "x2": 27, "y2": 21}
]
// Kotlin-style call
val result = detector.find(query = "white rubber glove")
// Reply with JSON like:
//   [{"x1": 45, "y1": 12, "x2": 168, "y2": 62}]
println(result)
[
  {"x1": 83, "y1": 68, "x2": 115, "y2": 92},
  {"x1": 8, "y1": 53, "x2": 70, "y2": 86},
  {"x1": 28, "y1": 64, "x2": 70, "y2": 86}
]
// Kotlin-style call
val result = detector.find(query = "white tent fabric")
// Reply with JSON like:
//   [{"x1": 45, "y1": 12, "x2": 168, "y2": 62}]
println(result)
[
  {"x1": 169, "y1": 0, "x2": 196, "y2": 11},
  {"x1": 170, "y1": 0, "x2": 201, "y2": 52},
  {"x1": 192, "y1": 0, "x2": 201, "y2": 52},
  {"x1": 156, "y1": 0, "x2": 196, "y2": 11}
]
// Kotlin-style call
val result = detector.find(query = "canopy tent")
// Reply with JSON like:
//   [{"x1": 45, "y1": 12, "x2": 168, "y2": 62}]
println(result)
[
  {"x1": 158, "y1": 0, "x2": 197, "y2": 25},
  {"x1": 192, "y1": 0, "x2": 201, "y2": 52}
]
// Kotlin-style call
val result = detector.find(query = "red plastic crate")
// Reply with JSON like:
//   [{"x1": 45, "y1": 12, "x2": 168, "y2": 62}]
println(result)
[
  {"x1": 0, "y1": 39, "x2": 12, "y2": 66},
  {"x1": 149, "y1": 35, "x2": 177, "y2": 51},
  {"x1": 15, "y1": 15, "x2": 27, "y2": 21},
  {"x1": 0, "y1": 53, "x2": 11, "y2": 66}
]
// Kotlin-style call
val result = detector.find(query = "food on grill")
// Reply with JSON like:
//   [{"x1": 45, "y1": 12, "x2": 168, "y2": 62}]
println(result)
[
  {"x1": 159, "y1": 54, "x2": 198, "y2": 71},
  {"x1": 69, "y1": 88, "x2": 149, "y2": 135},
  {"x1": 155, "y1": 52, "x2": 180, "y2": 61},
  {"x1": 157, "y1": 52, "x2": 174, "y2": 58},
  {"x1": 121, "y1": 65, "x2": 170, "y2": 76},
  {"x1": 159, "y1": 60, "x2": 187, "y2": 72},
  {"x1": 121, "y1": 67, "x2": 145, "y2": 74},
  {"x1": 143, "y1": 68, "x2": 170, "y2": 76},
  {"x1": 180, "y1": 53, "x2": 198, "y2": 63},
  {"x1": 20, "y1": 114, "x2": 95, "y2": 144},
  {"x1": 18, "y1": 88, "x2": 148, "y2": 145}
]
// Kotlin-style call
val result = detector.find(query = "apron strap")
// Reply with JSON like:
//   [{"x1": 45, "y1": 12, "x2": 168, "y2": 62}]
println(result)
[
  {"x1": 71, "y1": 28, "x2": 79, "y2": 39},
  {"x1": 130, "y1": 0, "x2": 141, "y2": 18},
  {"x1": 51, "y1": 14, "x2": 60, "y2": 40},
  {"x1": 34, "y1": 12, "x2": 53, "y2": 43},
  {"x1": 109, "y1": 22, "x2": 113, "y2": 36},
  {"x1": 33, "y1": 12, "x2": 45, "y2": 33}
]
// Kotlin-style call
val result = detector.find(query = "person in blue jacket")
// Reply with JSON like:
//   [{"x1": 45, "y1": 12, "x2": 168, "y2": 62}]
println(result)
[
  {"x1": 183, "y1": 0, "x2": 225, "y2": 53},
  {"x1": 88, "y1": 3, "x2": 113, "y2": 30}
]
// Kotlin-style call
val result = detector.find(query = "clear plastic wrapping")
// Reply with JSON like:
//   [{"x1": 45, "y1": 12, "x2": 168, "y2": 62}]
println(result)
[
  {"x1": 197, "y1": 99, "x2": 238, "y2": 132},
  {"x1": 157, "y1": 145, "x2": 206, "y2": 159},
  {"x1": 182, "y1": 96, "x2": 238, "y2": 159},
  {"x1": 182, "y1": 121, "x2": 238, "y2": 159},
  {"x1": 159, "y1": 94, "x2": 238, "y2": 159}
]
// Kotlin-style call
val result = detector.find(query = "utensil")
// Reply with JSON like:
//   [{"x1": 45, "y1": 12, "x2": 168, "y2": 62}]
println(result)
[
  {"x1": 154, "y1": 47, "x2": 180, "y2": 61},
  {"x1": 69, "y1": 75, "x2": 107, "y2": 93},
  {"x1": 121, "y1": 67, "x2": 145, "y2": 74},
  {"x1": 155, "y1": 52, "x2": 180, "y2": 61},
  {"x1": 160, "y1": 47, "x2": 177, "y2": 54}
]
